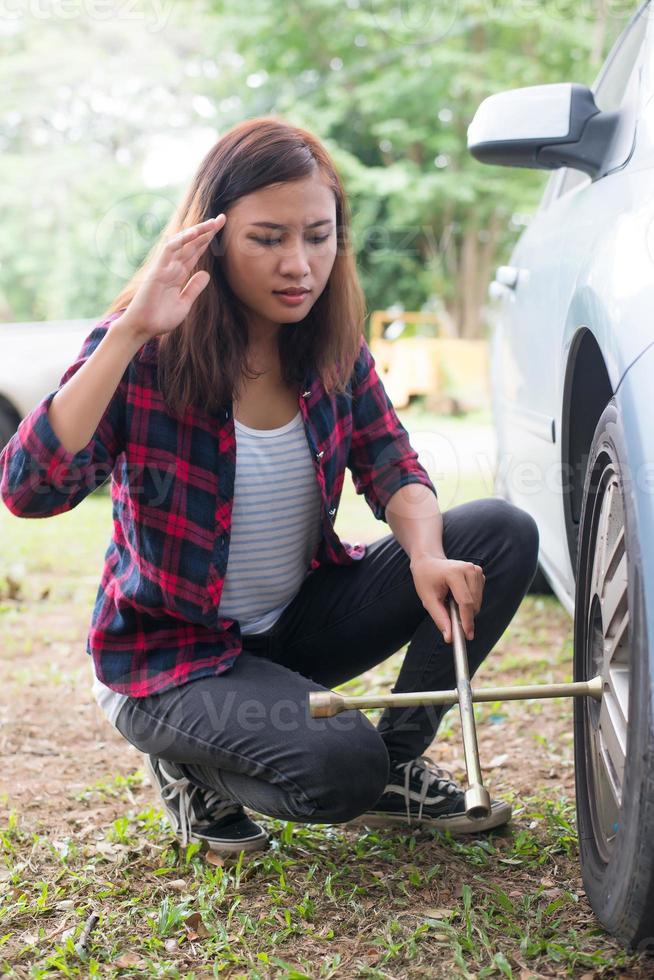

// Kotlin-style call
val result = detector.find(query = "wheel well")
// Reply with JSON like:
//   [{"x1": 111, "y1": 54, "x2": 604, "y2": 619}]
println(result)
[{"x1": 561, "y1": 329, "x2": 613, "y2": 578}]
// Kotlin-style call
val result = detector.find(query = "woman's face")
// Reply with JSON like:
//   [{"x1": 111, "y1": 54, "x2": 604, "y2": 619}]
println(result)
[{"x1": 218, "y1": 172, "x2": 338, "y2": 338}]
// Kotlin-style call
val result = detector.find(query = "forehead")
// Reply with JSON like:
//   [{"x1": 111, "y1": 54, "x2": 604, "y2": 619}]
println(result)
[{"x1": 229, "y1": 174, "x2": 336, "y2": 224}]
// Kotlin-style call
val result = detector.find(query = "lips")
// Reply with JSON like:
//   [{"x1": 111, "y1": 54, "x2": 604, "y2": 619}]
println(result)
[{"x1": 274, "y1": 288, "x2": 310, "y2": 296}]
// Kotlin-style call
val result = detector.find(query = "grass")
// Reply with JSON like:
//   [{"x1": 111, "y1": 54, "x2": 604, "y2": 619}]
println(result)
[
  {"x1": 0, "y1": 796, "x2": 643, "y2": 978},
  {"x1": 1, "y1": 407, "x2": 652, "y2": 977}
]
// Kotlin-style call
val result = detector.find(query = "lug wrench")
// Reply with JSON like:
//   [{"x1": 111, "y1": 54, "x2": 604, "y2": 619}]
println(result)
[
  {"x1": 448, "y1": 596, "x2": 491, "y2": 818},
  {"x1": 309, "y1": 598, "x2": 603, "y2": 820}
]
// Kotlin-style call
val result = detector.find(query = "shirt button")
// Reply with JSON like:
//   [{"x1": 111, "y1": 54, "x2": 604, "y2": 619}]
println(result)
[
  {"x1": 302, "y1": 389, "x2": 311, "y2": 397},
  {"x1": 316, "y1": 450, "x2": 324, "y2": 459},
  {"x1": 328, "y1": 507, "x2": 336, "y2": 517}
]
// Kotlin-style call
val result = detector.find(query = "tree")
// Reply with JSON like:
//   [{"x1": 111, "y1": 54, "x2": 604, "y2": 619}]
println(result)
[
  {"x1": 0, "y1": 0, "x2": 630, "y2": 334},
  {"x1": 215, "y1": 0, "x2": 631, "y2": 337}
]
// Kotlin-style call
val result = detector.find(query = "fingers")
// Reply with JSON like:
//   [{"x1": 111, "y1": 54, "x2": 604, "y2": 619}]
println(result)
[
  {"x1": 180, "y1": 227, "x2": 221, "y2": 267},
  {"x1": 451, "y1": 572, "x2": 477, "y2": 640},
  {"x1": 463, "y1": 563, "x2": 485, "y2": 615},
  {"x1": 166, "y1": 215, "x2": 226, "y2": 253},
  {"x1": 459, "y1": 563, "x2": 485, "y2": 639},
  {"x1": 453, "y1": 597, "x2": 475, "y2": 640},
  {"x1": 161, "y1": 217, "x2": 225, "y2": 283},
  {"x1": 429, "y1": 600, "x2": 453, "y2": 644},
  {"x1": 178, "y1": 269, "x2": 211, "y2": 306},
  {"x1": 414, "y1": 557, "x2": 485, "y2": 644}
]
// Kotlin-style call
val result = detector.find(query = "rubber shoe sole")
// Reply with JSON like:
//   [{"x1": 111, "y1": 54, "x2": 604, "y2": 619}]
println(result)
[
  {"x1": 144, "y1": 756, "x2": 269, "y2": 854},
  {"x1": 347, "y1": 798, "x2": 512, "y2": 834},
  {"x1": 190, "y1": 813, "x2": 270, "y2": 855}
]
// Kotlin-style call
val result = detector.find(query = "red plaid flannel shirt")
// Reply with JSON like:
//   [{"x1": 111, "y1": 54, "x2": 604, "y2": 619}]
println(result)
[{"x1": 0, "y1": 309, "x2": 437, "y2": 696}]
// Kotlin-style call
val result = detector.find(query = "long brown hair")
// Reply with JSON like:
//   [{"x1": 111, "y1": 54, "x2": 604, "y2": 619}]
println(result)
[{"x1": 102, "y1": 116, "x2": 367, "y2": 420}]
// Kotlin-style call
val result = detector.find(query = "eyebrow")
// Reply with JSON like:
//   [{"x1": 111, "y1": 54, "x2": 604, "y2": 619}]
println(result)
[{"x1": 249, "y1": 220, "x2": 334, "y2": 230}]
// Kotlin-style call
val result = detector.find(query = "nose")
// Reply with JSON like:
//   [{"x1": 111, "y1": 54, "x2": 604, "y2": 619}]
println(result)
[{"x1": 277, "y1": 238, "x2": 311, "y2": 279}]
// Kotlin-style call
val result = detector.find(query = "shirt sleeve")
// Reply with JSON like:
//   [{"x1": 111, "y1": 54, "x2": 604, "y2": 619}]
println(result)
[
  {"x1": 0, "y1": 316, "x2": 129, "y2": 518},
  {"x1": 347, "y1": 336, "x2": 438, "y2": 523}
]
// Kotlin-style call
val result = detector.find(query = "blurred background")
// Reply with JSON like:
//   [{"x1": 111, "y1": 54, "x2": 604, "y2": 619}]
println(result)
[
  {"x1": 0, "y1": 0, "x2": 635, "y2": 563},
  {"x1": 0, "y1": 0, "x2": 629, "y2": 328}
]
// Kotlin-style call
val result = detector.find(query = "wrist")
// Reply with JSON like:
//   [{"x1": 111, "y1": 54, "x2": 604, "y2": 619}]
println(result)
[
  {"x1": 410, "y1": 550, "x2": 447, "y2": 567},
  {"x1": 109, "y1": 311, "x2": 150, "y2": 350}
]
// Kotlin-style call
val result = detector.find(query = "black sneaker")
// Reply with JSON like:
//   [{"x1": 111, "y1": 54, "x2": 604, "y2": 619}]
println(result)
[
  {"x1": 348, "y1": 754, "x2": 511, "y2": 834},
  {"x1": 144, "y1": 756, "x2": 269, "y2": 855}
]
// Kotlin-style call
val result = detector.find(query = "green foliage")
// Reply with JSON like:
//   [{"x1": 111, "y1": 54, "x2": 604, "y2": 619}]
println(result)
[
  {"x1": 1, "y1": 1, "x2": 629, "y2": 335},
  {"x1": 212, "y1": 0, "x2": 629, "y2": 334}
]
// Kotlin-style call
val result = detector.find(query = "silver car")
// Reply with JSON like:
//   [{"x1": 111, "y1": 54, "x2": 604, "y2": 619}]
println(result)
[
  {"x1": 0, "y1": 319, "x2": 95, "y2": 451},
  {"x1": 467, "y1": 0, "x2": 654, "y2": 950}
]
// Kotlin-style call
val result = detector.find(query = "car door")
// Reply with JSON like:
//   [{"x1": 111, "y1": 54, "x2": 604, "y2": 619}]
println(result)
[{"x1": 490, "y1": 4, "x2": 650, "y2": 606}]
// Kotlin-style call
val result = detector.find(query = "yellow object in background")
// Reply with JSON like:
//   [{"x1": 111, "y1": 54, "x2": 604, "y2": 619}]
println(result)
[{"x1": 369, "y1": 311, "x2": 490, "y2": 412}]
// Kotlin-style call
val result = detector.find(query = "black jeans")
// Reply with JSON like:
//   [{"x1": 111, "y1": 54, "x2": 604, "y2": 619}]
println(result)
[{"x1": 115, "y1": 497, "x2": 539, "y2": 824}]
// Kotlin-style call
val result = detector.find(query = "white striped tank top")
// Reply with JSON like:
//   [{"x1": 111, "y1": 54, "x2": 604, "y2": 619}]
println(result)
[{"x1": 91, "y1": 407, "x2": 323, "y2": 727}]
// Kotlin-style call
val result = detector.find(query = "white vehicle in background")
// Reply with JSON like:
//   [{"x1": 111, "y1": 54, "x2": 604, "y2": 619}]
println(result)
[{"x1": 0, "y1": 319, "x2": 96, "y2": 452}]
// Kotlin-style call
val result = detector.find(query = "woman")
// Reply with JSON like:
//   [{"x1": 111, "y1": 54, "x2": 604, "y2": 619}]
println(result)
[{"x1": 0, "y1": 117, "x2": 539, "y2": 855}]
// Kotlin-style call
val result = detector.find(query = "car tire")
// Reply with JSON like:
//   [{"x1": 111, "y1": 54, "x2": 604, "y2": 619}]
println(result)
[
  {"x1": 0, "y1": 406, "x2": 17, "y2": 453},
  {"x1": 573, "y1": 398, "x2": 654, "y2": 950}
]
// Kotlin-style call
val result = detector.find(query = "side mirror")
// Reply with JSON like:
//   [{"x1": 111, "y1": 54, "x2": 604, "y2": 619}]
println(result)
[{"x1": 467, "y1": 82, "x2": 619, "y2": 178}]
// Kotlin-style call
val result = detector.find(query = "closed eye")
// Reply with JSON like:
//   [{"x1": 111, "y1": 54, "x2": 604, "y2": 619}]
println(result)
[{"x1": 251, "y1": 235, "x2": 331, "y2": 246}]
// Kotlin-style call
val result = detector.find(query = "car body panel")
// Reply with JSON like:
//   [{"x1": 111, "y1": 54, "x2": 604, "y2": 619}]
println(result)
[
  {"x1": 490, "y1": 4, "x2": 654, "y2": 616},
  {"x1": 0, "y1": 319, "x2": 95, "y2": 422},
  {"x1": 613, "y1": 344, "x2": 654, "y2": 671}
]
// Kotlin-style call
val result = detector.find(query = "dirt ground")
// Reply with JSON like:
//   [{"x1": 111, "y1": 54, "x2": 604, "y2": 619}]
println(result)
[{"x1": 0, "y1": 592, "x2": 575, "y2": 854}]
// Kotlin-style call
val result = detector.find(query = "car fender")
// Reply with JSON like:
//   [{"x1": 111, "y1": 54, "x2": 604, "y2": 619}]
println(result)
[
  {"x1": 614, "y1": 343, "x2": 654, "y2": 678},
  {"x1": 559, "y1": 168, "x2": 654, "y2": 393}
]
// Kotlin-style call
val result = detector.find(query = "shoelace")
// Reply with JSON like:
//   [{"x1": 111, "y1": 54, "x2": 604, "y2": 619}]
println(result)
[
  {"x1": 395, "y1": 755, "x2": 461, "y2": 826},
  {"x1": 159, "y1": 771, "x2": 241, "y2": 846},
  {"x1": 159, "y1": 773, "x2": 198, "y2": 847}
]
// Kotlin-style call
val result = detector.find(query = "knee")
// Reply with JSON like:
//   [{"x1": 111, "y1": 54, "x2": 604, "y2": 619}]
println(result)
[
  {"x1": 485, "y1": 498, "x2": 539, "y2": 575},
  {"x1": 310, "y1": 722, "x2": 390, "y2": 822},
  {"x1": 509, "y1": 503, "x2": 539, "y2": 574}
]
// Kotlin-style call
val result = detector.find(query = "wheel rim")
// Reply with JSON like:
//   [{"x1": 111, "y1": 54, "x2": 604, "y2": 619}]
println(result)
[{"x1": 584, "y1": 462, "x2": 630, "y2": 862}]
